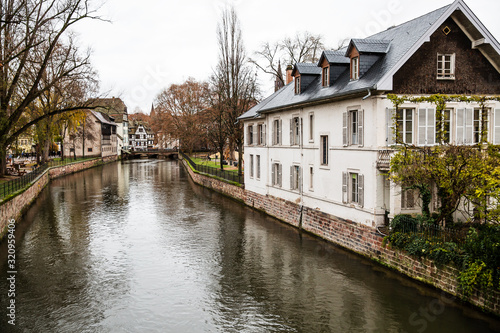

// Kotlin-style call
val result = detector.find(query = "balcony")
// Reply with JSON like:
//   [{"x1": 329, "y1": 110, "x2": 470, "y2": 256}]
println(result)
[{"x1": 377, "y1": 149, "x2": 393, "y2": 171}]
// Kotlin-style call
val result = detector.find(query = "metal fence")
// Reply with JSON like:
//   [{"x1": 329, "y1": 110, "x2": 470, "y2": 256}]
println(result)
[
  {"x1": 180, "y1": 152, "x2": 244, "y2": 185},
  {"x1": 0, "y1": 157, "x2": 100, "y2": 200},
  {"x1": 0, "y1": 163, "x2": 49, "y2": 199},
  {"x1": 393, "y1": 218, "x2": 468, "y2": 244}
]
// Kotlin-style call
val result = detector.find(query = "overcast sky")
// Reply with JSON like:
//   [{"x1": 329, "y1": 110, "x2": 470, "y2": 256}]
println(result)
[{"x1": 74, "y1": 0, "x2": 500, "y2": 114}]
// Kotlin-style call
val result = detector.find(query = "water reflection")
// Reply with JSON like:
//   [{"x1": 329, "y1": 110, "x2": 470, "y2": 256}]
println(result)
[{"x1": 0, "y1": 160, "x2": 499, "y2": 332}]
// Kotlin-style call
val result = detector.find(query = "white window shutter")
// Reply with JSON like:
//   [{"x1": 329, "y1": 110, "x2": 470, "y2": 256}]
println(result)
[
  {"x1": 358, "y1": 174, "x2": 364, "y2": 208},
  {"x1": 358, "y1": 110, "x2": 364, "y2": 147},
  {"x1": 272, "y1": 121, "x2": 276, "y2": 145},
  {"x1": 465, "y1": 108, "x2": 474, "y2": 144},
  {"x1": 264, "y1": 124, "x2": 267, "y2": 146},
  {"x1": 271, "y1": 164, "x2": 275, "y2": 186},
  {"x1": 299, "y1": 167, "x2": 303, "y2": 193},
  {"x1": 278, "y1": 164, "x2": 282, "y2": 187},
  {"x1": 456, "y1": 108, "x2": 465, "y2": 144},
  {"x1": 290, "y1": 119, "x2": 293, "y2": 146},
  {"x1": 387, "y1": 108, "x2": 395, "y2": 146},
  {"x1": 342, "y1": 172, "x2": 348, "y2": 204},
  {"x1": 290, "y1": 166, "x2": 294, "y2": 190},
  {"x1": 342, "y1": 111, "x2": 348, "y2": 146},
  {"x1": 428, "y1": 108, "x2": 435, "y2": 145},
  {"x1": 495, "y1": 109, "x2": 500, "y2": 144},
  {"x1": 418, "y1": 109, "x2": 427, "y2": 145},
  {"x1": 279, "y1": 119, "x2": 282, "y2": 145},
  {"x1": 300, "y1": 117, "x2": 303, "y2": 147}
]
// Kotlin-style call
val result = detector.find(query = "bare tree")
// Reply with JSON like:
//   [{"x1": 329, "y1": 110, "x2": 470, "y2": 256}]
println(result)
[
  {"x1": 203, "y1": 84, "x2": 228, "y2": 171},
  {"x1": 155, "y1": 78, "x2": 209, "y2": 154},
  {"x1": 0, "y1": 0, "x2": 102, "y2": 174},
  {"x1": 213, "y1": 7, "x2": 259, "y2": 176},
  {"x1": 250, "y1": 31, "x2": 325, "y2": 87}
]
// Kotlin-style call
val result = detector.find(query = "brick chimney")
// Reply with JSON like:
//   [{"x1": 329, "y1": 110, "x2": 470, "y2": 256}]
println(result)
[{"x1": 286, "y1": 65, "x2": 294, "y2": 85}]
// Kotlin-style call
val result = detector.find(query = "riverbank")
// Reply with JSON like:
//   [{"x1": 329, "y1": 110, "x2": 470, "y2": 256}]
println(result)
[
  {"x1": 180, "y1": 157, "x2": 500, "y2": 317},
  {"x1": 0, "y1": 155, "x2": 119, "y2": 240}
]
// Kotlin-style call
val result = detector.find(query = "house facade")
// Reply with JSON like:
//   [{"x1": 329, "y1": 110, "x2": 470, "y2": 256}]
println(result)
[
  {"x1": 90, "y1": 97, "x2": 129, "y2": 152},
  {"x1": 64, "y1": 110, "x2": 118, "y2": 159},
  {"x1": 239, "y1": 0, "x2": 500, "y2": 228},
  {"x1": 128, "y1": 122, "x2": 155, "y2": 150}
]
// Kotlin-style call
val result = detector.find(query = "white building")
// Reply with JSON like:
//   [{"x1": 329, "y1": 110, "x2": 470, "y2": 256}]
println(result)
[
  {"x1": 129, "y1": 122, "x2": 155, "y2": 150},
  {"x1": 239, "y1": 0, "x2": 500, "y2": 228}
]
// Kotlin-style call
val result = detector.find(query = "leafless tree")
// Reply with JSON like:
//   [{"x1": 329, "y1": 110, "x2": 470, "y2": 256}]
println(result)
[
  {"x1": 154, "y1": 78, "x2": 209, "y2": 154},
  {"x1": 0, "y1": 0, "x2": 102, "y2": 174},
  {"x1": 213, "y1": 7, "x2": 259, "y2": 176},
  {"x1": 250, "y1": 31, "x2": 325, "y2": 87}
]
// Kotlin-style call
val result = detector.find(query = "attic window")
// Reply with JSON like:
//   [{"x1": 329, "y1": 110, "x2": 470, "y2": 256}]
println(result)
[
  {"x1": 437, "y1": 54, "x2": 455, "y2": 80},
  {"x1": 351, "y1": 57, "x2": 359, "y2": 80},
  {"x1": 295, "y1": 76, "x2": 301, "y2": 94},
  {"x1": 322, "y1": 66, "x2": 329, "y2": 87}
]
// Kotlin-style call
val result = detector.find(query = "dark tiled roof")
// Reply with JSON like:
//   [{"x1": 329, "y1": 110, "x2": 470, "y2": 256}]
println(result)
[
  {"x1": 348, "y1": 39, "x2": 391, "y2": 55},
  {"x1": 293, "y1": 63, "x2": 322, "y2": 76},
  {"x1": 239, "y1": 3, "x2": 452, "y2": 119},
  {"x1": 322, "y1": 50, "x2": 350, "y2": 64}
]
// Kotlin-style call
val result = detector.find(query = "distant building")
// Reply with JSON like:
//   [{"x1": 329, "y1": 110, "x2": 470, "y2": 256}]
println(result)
[
  {"x1": 89, "y1": 97, "x2": 129, "y2": 152},
  {"x1": 128, "y1": 121, "x2": 154, "y2": 150},
  {"x1": 64, "y1": 110, "x2": 118, "y2": 158}
]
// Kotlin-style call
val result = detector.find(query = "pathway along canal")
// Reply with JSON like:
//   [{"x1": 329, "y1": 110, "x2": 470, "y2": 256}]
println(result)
[{"x1": 1, "y1": 160, "x2": 500, "y2": 332}]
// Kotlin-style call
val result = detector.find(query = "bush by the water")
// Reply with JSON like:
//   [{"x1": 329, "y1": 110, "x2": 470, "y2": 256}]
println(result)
[{"x1": 385, "y1": 215, "x2": 500, "y2": 296}]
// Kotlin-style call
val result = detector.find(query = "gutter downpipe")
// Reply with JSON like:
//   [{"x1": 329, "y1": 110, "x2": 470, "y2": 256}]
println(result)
[{"x1": 362, "y1": 88, "x2": 372, "y2": 100}]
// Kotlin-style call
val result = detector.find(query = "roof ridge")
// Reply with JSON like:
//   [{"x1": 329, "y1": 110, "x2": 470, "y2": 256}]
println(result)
[{"x1": 366, "y1": 2, "x2": 452, "y2": 39}]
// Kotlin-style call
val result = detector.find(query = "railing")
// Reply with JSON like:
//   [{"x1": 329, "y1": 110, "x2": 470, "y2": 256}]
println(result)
[
  {"x1": 0, "y1": 163, "x2": 48, "y2": 200},
  {"x1": 377, "y1": 149, "x2": 393, "y2": 171},
  {"x1": 0, "y1": 157, "x2": 99, "y2": 200},
  {"x1": 179, "y1": 151, "x2": 244, "y2": 185},
  {"x1": 392, "y1": 219, "x2": 468, "y2": 244}
]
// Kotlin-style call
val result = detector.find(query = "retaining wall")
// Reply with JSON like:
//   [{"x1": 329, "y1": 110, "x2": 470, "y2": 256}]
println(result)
[
  {"x1": 0, "y1": 155, "x2": 119, "y2": 238},
  {"x1": 181, "y1": 158, "x2": 500, "y2": 316}
]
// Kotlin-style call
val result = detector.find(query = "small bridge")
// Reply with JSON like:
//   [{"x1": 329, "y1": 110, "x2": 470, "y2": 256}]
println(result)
[{"x1": 123, "y1": 149, "x2": 179, "y2": 160}]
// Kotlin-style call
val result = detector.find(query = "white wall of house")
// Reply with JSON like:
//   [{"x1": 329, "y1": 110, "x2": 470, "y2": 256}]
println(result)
[{"x1": 244, "y1": 95, "x2": 500, "y2": 227}]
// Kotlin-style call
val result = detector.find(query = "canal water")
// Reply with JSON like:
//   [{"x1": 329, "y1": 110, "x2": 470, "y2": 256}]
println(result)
[{"x1": 1, "y1": 160, "x2": 499, "y2": 332}]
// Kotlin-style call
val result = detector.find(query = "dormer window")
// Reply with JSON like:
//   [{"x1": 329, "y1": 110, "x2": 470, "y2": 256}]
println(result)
[
  {"x1": 351, "y1": 57, "x2": 359, "y2": 80},
  {"x1": 437, "y1": 53, "x2": 455, "y2": 79},
  {"x1": 295, "y1": 76, "x2": 301, "y2": 94},
  {"x1": 322, "y1": 66, "x2": 329, "y2": 87}
]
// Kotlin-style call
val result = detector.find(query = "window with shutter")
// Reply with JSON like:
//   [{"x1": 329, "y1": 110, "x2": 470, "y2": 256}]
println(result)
[
  {"x1": 387, "y1": 108, "x2": 395, "y2": 146},
  {"x1": 249, "y1": 155, "x2": 254, "y2": 178},
  {"x1": 495, "y1": 110, "x2": 500, "y2": 144},
  {"x1": 358, "y1": 110, "x2": 364, "y2": 147},
  {"x1": 358, "y1": 174, "x2": 364, "y2": 207},
  {"x1": 342, "y1": 172, "x2": 348, "y2": 203},
  {"x1": 456, "y1": 109, "x2": 474, "y2": 144},
  {"x1": 342, "y1": 112, "x2": 348, "y2": 146},
  {"x1": 396, "y1": 108, "x2": 414, "y2": 144},
  {"x1": 418, "y1": 108, "x2": 435, "y2": 146}
]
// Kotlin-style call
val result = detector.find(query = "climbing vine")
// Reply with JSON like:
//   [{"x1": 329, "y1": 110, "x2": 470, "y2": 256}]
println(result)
[
  {"x1": 387, "y1": 94, "x2": 500, "y2": 146},
  {"x1": 387, "y1": 94, "x2": 500, "y2": 225}
]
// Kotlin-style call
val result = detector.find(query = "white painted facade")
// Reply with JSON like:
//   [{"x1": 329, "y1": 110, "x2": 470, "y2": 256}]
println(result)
[{"x1": 244, "y1": 93, "x2": 500, "y2": 227}]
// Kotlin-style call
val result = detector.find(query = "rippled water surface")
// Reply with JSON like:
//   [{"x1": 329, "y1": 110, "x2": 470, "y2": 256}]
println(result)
[{"x1": 1, "y1": 160, "x2": 500, "y2": 332}]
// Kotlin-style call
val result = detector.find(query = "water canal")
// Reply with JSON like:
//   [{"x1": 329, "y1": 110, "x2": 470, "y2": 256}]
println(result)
[{"x1": 1, "y1": 160, "x2": 500, "y2": 332}]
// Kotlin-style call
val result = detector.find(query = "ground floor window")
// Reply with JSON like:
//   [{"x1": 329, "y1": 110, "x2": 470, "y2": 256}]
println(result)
[
  {"x1": 256, "y1": 155, "x2": 261, "y2": 180},
  {"x1": 249, "y1": 155, "x2": 254, "y2": 178},
  {"x1": 342, "y1": 171, "x2": 364, "y2": 207},
  {"x1": 271, "y1": 163, "x2": 282, "y2": 187},
  {"x1": 290, "y1": 165, "x2": 301, "y2": 192}
]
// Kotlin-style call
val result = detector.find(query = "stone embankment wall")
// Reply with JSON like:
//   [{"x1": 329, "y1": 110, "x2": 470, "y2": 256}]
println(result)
[
  {"x1": 181, "y1": 158, "x2": 500, "y2": 316},
  {"x1": 0, "y1": 155, "x2": 119, "y2": 238}
]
